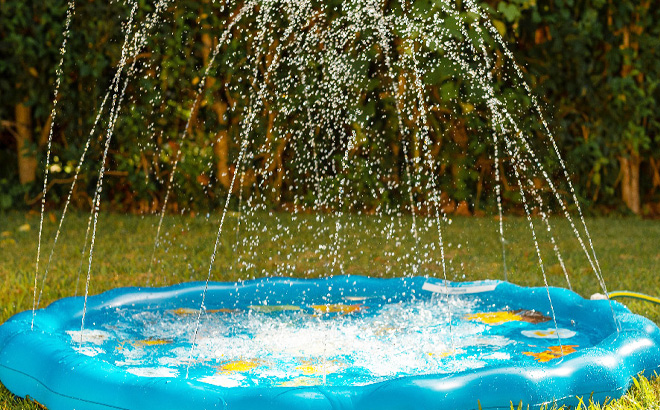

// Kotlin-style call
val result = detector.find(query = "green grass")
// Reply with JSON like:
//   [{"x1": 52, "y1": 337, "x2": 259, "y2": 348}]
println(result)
[{"x1": 0, "y1": 211, "x2": 659, "y2": 409}]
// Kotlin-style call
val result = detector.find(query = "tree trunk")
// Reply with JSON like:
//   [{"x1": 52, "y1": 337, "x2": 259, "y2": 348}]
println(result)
[
  {"x1": 201, "y1": 33, "x2": 232, "y2": 190},
  {"x1": 15, "y1": 102, "x2": 37, "y2": 184},
  {"x1": 619, "y1": 154, "x2": 641, "y2": 214},
  {"x1": 211, "y1": 100, "x2": 233, "y2": 190},
  {"x1": 214, "y1": 127, "x2": 230, "y2": 188}
]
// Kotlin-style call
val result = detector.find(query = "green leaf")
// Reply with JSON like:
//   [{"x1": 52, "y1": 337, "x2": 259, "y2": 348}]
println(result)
[{"x1": 497, "y1": 3, "x2": 521, "y2": 23}]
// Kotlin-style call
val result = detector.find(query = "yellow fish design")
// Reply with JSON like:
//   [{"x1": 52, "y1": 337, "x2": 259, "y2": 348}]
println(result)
[
  {"x1": 464, "y1": 311, "x2": 522, "y2": 325},
  {"x1": 217, "y1": 360, "x2": 261, "y2": 373},
  {"x1": 311, "y1": 304, "x2": 367, "y2": 315},
  {"x1": 523, "y1": 345, "x2": 578, "y2": 363},
  {"x1": 207, "y1": 308, "x2": 240, "y2": 314},
  {"x1": 427, "y1": 349, "x2": 464, "y2": 358},
  {"x1": 130, "y1": 339, "x2": 172, "y2": 348},
  {"x1": 167, "y1": 308, "x2": 198, "y2": 316},
  {"x1": 167, "y1": 307, "x2": 239, "y2": 316},
  {"x1": 248, "y1": 305, "x2": 300, "y2": 313},
  {"x1": 295, "y1": 359, "x2": 341, "y2": 375},
  {"x1": 296, "y1": 364, "x2": 321, "y2": 375}
]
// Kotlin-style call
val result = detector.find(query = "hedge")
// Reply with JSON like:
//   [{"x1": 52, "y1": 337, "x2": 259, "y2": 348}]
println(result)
[{"x1": 0, "y1": 0, "x2": 658, "y2": 216}]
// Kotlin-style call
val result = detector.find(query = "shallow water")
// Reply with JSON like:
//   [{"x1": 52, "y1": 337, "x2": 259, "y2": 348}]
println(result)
[{"x1": 63, "y1": 291, "x2": 597, "y2": 388}]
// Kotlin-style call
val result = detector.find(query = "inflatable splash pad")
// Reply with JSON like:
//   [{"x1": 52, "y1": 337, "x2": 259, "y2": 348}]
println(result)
[{"x1": 1, "y1": 276, "x2": 659, "y2": 410}]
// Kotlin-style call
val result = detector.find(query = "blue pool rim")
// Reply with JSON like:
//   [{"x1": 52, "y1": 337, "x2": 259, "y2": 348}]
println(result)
[{"x1": 1, "y1": 276, "x2": 659, "y2": 410}]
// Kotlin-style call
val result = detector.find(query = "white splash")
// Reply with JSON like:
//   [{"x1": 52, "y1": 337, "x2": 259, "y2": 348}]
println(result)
[{"x1": 127, "y1": 367, "x2": 178, "y2": 378}]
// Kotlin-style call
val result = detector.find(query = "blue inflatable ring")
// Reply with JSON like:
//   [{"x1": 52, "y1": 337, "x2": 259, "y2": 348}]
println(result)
[{"x1": 0, "y1": 276, "x2": 659, "y2": 410}]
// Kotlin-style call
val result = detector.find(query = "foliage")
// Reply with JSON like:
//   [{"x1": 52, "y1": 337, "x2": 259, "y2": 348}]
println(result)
[
  {"x1": 510, "y1": 0, "x2": 660, "y2": 213},
  {"x1": 0, "y1": 0, "x2": 658, "y2": 215}
]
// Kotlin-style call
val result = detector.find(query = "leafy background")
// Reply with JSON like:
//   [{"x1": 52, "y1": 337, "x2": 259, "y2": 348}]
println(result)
[{"x1": 0, "y1": 0, "x2": 658, "y2": 216}]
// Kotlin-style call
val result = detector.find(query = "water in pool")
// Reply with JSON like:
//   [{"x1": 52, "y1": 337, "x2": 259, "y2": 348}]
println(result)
[{"x1": 64, "y1": 291, "x2": 596, "y2": 388}]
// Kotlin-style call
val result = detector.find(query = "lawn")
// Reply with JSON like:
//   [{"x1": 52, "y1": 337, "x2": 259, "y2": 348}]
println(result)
[{"x1": 0, "y1": 211, "x2": 658, "y2": 409}]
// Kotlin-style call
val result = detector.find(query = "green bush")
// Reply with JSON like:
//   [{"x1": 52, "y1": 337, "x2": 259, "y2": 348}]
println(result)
[{"x1": 0, "y1": 0, "x2": 657, "y2": 215}]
